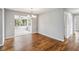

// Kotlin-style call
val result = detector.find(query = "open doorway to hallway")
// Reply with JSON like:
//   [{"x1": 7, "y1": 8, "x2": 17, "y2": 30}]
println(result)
[
  {"x1": 14, "y1": 15, "x2": 32, "y2": 36},
  {"x1": 64, "y1": 8, "x2": 79, "y2": 50},
  {"x1": 73, "y1": 15, "x2": 79, "y2": 43}
]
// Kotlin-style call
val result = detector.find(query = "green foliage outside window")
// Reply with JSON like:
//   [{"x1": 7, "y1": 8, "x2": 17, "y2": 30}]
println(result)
[{"x1": 15, "y1": 19, "x2": 27, "y2": 26}]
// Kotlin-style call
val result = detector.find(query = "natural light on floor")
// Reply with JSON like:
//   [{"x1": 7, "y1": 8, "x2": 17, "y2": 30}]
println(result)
[{"x1": 15, "y1": 26, "x2": 31, "y2": 36}]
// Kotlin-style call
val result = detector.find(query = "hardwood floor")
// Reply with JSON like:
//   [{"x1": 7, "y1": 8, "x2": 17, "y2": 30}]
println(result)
[
  {"x1": 65, "y1": 32, "x2": 79, "y2": 51},
  {"x1": 0, "y1": 33, "x2": 66, "y2": 51}
]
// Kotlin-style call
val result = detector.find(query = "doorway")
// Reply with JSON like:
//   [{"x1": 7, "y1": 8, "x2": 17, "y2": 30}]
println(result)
[
  {"x1": 73, "y1": 15, "x2": 79, "y2": 43},
  {"x1": 14, "y1": 15, "x2": 32, "y2": 36}
]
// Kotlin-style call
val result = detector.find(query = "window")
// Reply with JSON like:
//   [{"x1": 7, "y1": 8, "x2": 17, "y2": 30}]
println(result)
[{"x1": 15, "y1": 15, "x2": 27, "y2": 26}]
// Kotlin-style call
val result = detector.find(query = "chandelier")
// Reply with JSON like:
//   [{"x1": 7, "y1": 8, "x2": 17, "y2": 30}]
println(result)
[{"x1": 27, "y1": 8, "x2": 37, "y2": 18}]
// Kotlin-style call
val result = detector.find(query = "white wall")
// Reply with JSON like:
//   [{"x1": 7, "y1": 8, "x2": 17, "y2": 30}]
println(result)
[
  {"x1": 32, "y1": 16, "x2": 38, "y2": 33},
  {"x1": 5, "y1": 9, "x2": 38, "y2": 39},
  {"x1": 64, "y1": 12, "x2": 73, "y2": 38},
  {"x1": 38, "y1": 9, "x2": 65, "y2": 41}
]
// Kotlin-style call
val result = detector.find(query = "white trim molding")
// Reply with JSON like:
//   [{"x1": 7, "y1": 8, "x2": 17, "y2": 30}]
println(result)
[
  {"x1": 5, "y1": 36, "x2": 14, "y2": 39},
  {"x1": 1, "y1": 8, "x2": 5, "y2": 46}
]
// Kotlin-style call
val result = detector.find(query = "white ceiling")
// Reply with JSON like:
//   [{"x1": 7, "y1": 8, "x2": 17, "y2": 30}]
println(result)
[
  {"x1": 7, "y1": 8, "x2": 56, "y2": 14},
  {"x1": 65, "y1": 8, "x2": 79, "y2": 14}
]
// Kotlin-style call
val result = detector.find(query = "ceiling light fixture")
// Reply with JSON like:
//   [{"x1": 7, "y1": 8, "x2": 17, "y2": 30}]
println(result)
[{"x1": 27, "y1": 8, "x2": 37, "y2": 18}]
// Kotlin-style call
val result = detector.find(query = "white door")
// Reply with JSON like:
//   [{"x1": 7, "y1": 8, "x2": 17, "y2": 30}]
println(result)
[{"x1": 74, "y1": 16, "x2": 79, "y2": 32}]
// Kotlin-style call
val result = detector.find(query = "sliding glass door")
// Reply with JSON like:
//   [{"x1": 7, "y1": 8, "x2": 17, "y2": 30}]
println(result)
[{"x1": 14, "y1": 15, "x2": 32, "y2": 36}]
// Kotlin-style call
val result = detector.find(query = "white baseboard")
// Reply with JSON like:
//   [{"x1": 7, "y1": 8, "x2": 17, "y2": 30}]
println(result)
[
  {"x1": 5, "y1": 36, "x2": 14, "y2": 39},
  {"x1": 32, "y1": 32, "x2": 38, "y2": 34},
  {"x1": 38, "y1": 32, "x2": 64, "y2": 42}
]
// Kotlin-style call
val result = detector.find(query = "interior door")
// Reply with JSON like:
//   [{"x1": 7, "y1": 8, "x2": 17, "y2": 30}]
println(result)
[{"x1": 74, "y1": 16, "x2": 79, "y2": 32}]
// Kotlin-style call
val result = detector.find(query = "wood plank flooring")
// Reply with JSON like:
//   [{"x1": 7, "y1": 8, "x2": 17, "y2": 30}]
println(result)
[
  {"x1": 0, "y1": 33, "x2": 66, "y2": 51},
  {"x1": 65, "y1": 32, "x2": 79, "y2": 51}
]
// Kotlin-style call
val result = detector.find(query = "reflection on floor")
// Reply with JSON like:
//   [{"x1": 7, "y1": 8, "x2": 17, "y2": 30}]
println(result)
[
  {"x1": 0, "y1": 33, "x2": 66, "y2": 51},
  {"x1": 15, "y1": 26, "x2": 31, "y2": 36},
  {"x1": 65, "y1": 32, "x2": 79, "y2": 51}
]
